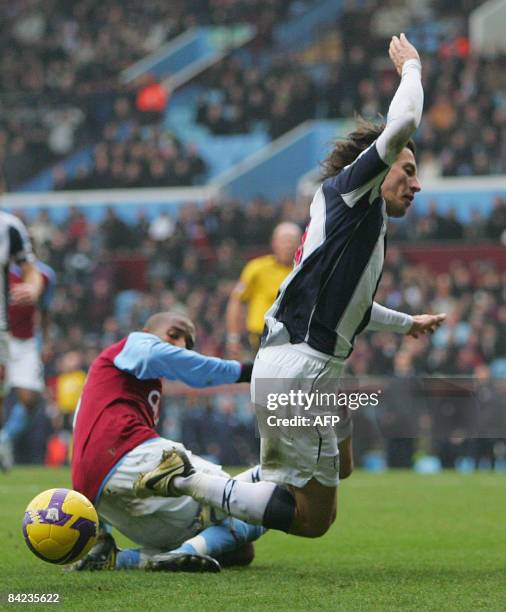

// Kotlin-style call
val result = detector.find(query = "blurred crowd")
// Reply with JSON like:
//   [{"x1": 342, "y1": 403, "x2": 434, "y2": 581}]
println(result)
[
  {"x1": 389, "y1": 196, "x2": 506, "y2": 243},
  {"x1": 56, "y1": 127, "x2": 207, "y2": 190},
  {"x1": 196, "y1": 58, "x2": 317, "y2": 139},
  {"x1": 5, "y1": 194, "x2": 503, "y2": 467},
  {"x1": 0, "y1": 0, "x2": 314, "y2": 189},
  {"x1": 23, "y1": 195, "x2": 506, "y2": 373},
  {"x1": 196, "y1": 1, "x2": 506, "y2": 177},
  {"x1": 2, "y1": 0, "x2": 506, "y2": 190}
]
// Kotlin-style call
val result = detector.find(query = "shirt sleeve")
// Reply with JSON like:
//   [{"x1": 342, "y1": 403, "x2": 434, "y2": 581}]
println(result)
[
  {"x1": 113, "y1": 332, "x2": 242, "y2": 387},
  {"x1": 376, "y1": 59, "x2": 423, "y2": 164},
  {"x1": 365, "y1": 302, "x2": 413, "y2": 334},
  {"x1": 8, "y1": 217, "x2": 35, "y2": 265},
  {"x1": 325, "y1": 59, "x2": 423, "y2": 208},
  {"x1": 325, "y1": 143, "x2": 389, "y2": 208}
]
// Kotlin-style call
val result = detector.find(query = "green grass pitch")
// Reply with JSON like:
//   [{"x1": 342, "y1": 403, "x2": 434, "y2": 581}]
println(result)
[{"x1": 1, "y1": 467, "x2": 504, "y2": 611}]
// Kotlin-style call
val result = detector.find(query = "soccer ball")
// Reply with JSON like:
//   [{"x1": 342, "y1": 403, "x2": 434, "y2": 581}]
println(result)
[{"x1": 22, "y1": 488, "x2": 98, "y2": 564}]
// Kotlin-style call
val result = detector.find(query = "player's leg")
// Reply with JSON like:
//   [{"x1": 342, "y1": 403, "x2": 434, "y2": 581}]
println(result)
[
  {"x1": 338, "y1": 435, "x2": 353, "y2": 479},
  {"x1": 170, "y1": 517, "x2": 264, "y2": 561},
  {"x1": 289, "y1": 432, "x2": 353, "y2": 535},
  {"x1": 138, "y1": 456, "x2": 296, "y2": 532},
  {"x1": 136, "y1": 441, "x2": 338, "y2": 537},
  {"x1": 134, "y1": 341, "x2": 350, "y2": 537},
  {"x1": 0, "y1": 332, "x2": 12, "y2": 470},
  {"x1": 73, "y1": 439, "x2": 264, "y2": 571},
  {"x1": 1, "y1": 338, "x2": 44, "y2": 469},
  {"x1": 136, "y1": 400, "x2": 336, "y2": 536},
  {"x1": 2, "y1": 388, "x2": 40, "y2": 443},
  {"x1": 136, "y1": 517, "x2": 264, "y2": 571},
  {"x1": 96, "y1": 440, "x2": 224, "y2": 549},
  {"x1": 286, "y1": 435, "x2": 352, "y2": 534},
  {"x1": 254, "y1": 341, "x2": 343, "y2": 536},
  {"x1": 141, "y1": 458, "x2": 338, "y2": 538},
  {"x1": 174, "y1": 463, "x2": 269, "y2": 546},
  {"x1": 0, "y1": 389, "x2": 40, "y2": 470},
  {"x1": 170, "y1": 463, "x2": 263, "y2": 565},
  {"x1": 71, "y1": 439, "x2": 223, "y2": 572},
  {"x1": 287, "y1": 479, "x2": 337, "y2": 537},
  {"x1": 217, "y1": 464, "x2": 344, "y2": 551}
]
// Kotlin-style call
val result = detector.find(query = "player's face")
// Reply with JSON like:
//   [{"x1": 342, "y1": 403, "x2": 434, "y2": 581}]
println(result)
[{"x1": 382, "y1": 148, "x2": 421, "y2": 218}]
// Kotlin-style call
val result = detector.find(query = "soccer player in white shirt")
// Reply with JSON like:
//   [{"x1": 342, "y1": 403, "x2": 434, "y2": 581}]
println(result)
[{"x1": 135, "y1": 34, "x2": 446, "y2": 539}]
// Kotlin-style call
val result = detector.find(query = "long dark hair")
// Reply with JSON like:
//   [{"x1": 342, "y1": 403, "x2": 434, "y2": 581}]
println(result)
[{"x1": 320, "y1": 118, "x2": 416, "y2": 181}]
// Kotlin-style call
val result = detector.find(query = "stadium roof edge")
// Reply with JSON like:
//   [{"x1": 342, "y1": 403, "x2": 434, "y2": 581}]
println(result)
[
  {"x1": 0, "y1": 186, "x2": 220, "y2": 209},
  {"x1": 120, "y1": 28, "x2": 198, "y2": 83}
]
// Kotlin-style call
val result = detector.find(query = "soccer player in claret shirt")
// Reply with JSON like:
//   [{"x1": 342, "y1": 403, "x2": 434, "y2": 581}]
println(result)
[
  {"x1": 71, "y1": 311, "x2": 264, "y2": 572},
  {"x1": 134, "y1": 34, "x2": 445, "y2": 539},
  {"x1": 0, "y1": 260, "x2": 56, "y2": 469},
  {"x1": 0, "y1": 208, "x2": 43, "y2": 470}
]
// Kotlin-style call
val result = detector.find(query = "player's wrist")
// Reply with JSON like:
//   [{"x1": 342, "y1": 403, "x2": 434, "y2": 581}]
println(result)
[
  {"x1": 403, "y1": 315, "x2": 415, "y2": 334},
  {"x1": 237, "y1": 362, "x2": 253, "y2": 383},
  {"x1": 227, "y1": 333, "x2": 241, "y2": 344},
  {"x1": 402, "y1": 58, "x2": 421, "y2": 76}
]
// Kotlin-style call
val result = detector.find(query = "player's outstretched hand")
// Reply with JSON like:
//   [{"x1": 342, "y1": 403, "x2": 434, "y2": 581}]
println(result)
[
  {"x1": 389, "y1": 33, "x2": 420, "y2": 76},
  {"x1": 407, "y1": 313, "x2": 446, "y2": 339}
]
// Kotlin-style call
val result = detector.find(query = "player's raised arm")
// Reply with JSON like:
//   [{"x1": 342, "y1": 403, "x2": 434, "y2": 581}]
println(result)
[
  {"x1": 376, "y1": 33, "x2": 423, "y2": 165},
  {"x1": 321, "y1": 34, "x2": 423, "y2": 205}
]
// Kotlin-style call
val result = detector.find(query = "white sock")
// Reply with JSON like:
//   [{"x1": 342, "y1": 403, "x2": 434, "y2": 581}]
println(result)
[
  {"x1": 234, "y1": 465, "x2": 263, "y2": 483},
  {"x1": 173, "y1": 472, "x2": 276, "y2": 524}
]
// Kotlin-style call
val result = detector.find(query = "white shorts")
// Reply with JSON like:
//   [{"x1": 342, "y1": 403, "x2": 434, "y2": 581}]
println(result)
[
  {"x1": 6, "y1": 336, "x2": 44, "y2": 392},
  {"x1": 97, "y1": 438, "x2": 228, "y2": 551},
  {"x1": 251, "y1": 342, "x2": 352, "y2": 489}
]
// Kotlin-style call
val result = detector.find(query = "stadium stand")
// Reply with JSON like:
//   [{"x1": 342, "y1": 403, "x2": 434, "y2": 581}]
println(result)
[
  {"x1": 2, "y1": 0, "x2": 505, "y2": 191},
  {"x1": 0, "y1": 0, "x2": 318, "y2": 190},
  {"x1": 195, "y1": 1, "x2": 506, "y2": 176}
]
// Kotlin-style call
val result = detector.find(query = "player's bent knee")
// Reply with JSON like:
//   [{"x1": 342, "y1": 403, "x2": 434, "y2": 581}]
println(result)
[
  {"x1": 296, "y1": 521, "x2": 332, "y2": 538},
  {"x1": 291, "y1": 512, "x2": 334, "y2": 538},
  {"x1": 339, "y1": 465, "x2": 353, "y2": 479}
]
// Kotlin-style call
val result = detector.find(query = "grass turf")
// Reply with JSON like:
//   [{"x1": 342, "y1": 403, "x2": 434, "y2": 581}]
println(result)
[{"x1": 1, "y1": 467, "x2": 504, "y2": 611}]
